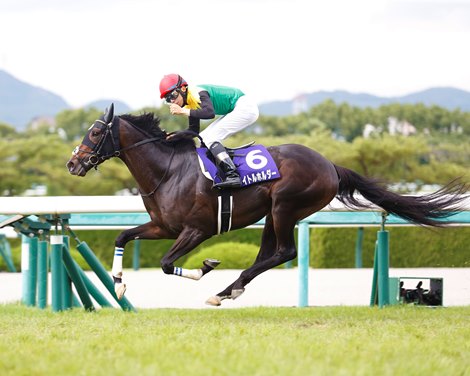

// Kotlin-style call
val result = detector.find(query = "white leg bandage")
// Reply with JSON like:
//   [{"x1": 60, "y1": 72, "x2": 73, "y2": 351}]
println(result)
[
  {"x1": 173, "y1": 267, "x2": 203, "y2": 280},
  {"x1": 112, "y1": 247, "x2": 124, "y2": 277}
]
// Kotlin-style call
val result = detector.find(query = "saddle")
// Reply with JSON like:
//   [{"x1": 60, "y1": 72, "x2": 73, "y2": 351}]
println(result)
[{"x1": 225, "y1": 142, "x2": 255, "y2": 158}]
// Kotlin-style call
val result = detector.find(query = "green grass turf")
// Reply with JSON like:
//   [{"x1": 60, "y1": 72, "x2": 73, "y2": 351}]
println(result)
[{"x1": 0, "y1": 304, "x2": 469, "y2": 376}]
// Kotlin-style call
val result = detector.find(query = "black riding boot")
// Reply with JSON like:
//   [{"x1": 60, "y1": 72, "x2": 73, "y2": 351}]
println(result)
[{"x1": 209, "y1": 142, "x2": 242, "y2": 189}]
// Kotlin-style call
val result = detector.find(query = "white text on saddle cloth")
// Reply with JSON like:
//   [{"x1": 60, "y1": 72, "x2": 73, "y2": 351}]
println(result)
[{"x1": 242, "y1": 169, "x2": 277, "y2": 185}]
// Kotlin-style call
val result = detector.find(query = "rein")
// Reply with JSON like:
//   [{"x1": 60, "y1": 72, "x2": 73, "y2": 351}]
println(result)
[
  {"x1": 118, "y1": 136, "x2": 163, "y2": 154},
  {"x1": 139, "y1": 148, "x2": 176, "y2": 197},
  {"x1": 106, "y1": 118, "x2": 176, "y2": 197}
]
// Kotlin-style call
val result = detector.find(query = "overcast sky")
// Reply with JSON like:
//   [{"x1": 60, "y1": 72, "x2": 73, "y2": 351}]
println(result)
[{"x1": 1, "y1": 0, "x2": 469, "y2": 109}]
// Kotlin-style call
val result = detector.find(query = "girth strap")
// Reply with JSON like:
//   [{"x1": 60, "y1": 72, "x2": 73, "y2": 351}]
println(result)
[{"x1": 217, "y1": 190, "x2": 233, "y2": 234}]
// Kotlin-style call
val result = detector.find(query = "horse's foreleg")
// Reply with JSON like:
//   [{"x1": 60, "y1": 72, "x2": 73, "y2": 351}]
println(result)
[
  {"x1": 112, "y1": 247, "x2": 127, "y2": 299},
  {"x1": 160, "y1": 227, "x2": 215, "y2": 280},
  {"x1": 112, "y1": 222, "x2": 169, "y2": 299}
]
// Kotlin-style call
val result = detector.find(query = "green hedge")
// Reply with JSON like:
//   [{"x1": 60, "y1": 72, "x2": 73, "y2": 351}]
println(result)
[
  {"x1": 0, "y1": 229, "x2": 264, "y2": 272},
  {"x1": 183, "y1": 242, "x2": 259, "y2": 269},
  {"x1": 2, "y1": 226, "x2": 469, "y2": 272},
  {"x1": 0, "y1": 240, "x2": 21, "y2": 271},
  {"x1": 311, "y1": 227, "x2": 470, "y2": 268}
]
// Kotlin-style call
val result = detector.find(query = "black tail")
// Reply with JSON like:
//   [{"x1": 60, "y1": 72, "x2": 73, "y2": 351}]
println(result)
[{"x1": 334, "y1": 165, "x2": 469, "y2": 227}]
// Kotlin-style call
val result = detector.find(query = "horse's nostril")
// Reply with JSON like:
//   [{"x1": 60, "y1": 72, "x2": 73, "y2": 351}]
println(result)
[{"x1": 66, "y1": 161, "x2": 74, "y2": 170}]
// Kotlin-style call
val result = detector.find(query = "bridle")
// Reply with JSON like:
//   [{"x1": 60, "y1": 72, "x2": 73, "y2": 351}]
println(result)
[{"x1": 72, "y1": 116, "x2": 164, "y2": 172}]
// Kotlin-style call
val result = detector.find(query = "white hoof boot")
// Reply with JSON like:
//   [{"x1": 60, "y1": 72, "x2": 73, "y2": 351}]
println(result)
[
  {"x1": 231, "y1": 288, "x2": 245, "y2": 300},
  {"x1": 205, "y1": 295, "x2": 222, "y2": 306},
  {"x1": 115, "y1": 283, "x2": 127, "y2": 300},
  {"x1": 188, "y1": 269, "x2": 203, "y2": 280}
]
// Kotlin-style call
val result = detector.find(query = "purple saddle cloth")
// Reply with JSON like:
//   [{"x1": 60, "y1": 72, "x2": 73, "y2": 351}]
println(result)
[{"x1": 196, "y1": 145, "x2": 281, "y2": 187}]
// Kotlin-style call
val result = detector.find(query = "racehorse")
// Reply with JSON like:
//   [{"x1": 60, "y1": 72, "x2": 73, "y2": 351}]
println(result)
[{"x1": 66, "y1": 104, "x2": 468, "y2": 306}]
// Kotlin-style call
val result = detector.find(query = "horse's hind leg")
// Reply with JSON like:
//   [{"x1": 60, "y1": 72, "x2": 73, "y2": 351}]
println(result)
[
  {"x1": 233, "y1": 219, "x2": 296, "y2": 297},
  {"x1": 206, "y1": 214, "x2": 279, "y2": 306}
]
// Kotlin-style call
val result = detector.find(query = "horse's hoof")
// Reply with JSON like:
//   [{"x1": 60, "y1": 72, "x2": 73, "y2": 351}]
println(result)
[
  {"x1": 205, "y1": 295, "x2": 222, "y2": 306},
  {"x1": 115, "y1": 283, "x2": 127, "y2": 300},
  {"x1": 231, "y1": 288, "x2": 245, "y2": 300},
  {"x1": 203, "y1": 259, "x2": 221, "y2": 269},
  {"x1": 201, "y1": 259, "x2": 221, "y2": 276}
]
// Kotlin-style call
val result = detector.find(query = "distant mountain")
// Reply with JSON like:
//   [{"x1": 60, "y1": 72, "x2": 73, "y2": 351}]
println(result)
[
  {"x1": 0, "y1": 69, "x2": 132, "y2": 130},
  {"x1": 259, "y1": 87, "x2": 470, "y2": 116},
  {"x1": 397, "y1": 87, "x2": 470, "y2": 110},
  {"x1": 3, "y1": 68, "x2": 470, "y2": 128},
  {"x1": 0, "y1": 69, "x2": 70, "y2": 130}
]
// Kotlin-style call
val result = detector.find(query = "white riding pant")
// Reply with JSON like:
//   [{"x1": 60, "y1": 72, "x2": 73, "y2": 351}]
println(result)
[{"x1": 199, "y1": 95, "x2": 259, "y2": 148}]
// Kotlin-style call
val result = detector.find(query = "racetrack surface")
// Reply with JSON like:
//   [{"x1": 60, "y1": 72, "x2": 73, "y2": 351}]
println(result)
[{"x1": 1, "y1": 267, "x2": 469, "y2": 309}]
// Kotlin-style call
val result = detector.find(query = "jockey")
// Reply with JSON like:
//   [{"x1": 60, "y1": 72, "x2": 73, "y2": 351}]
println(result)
[{"x1": 159, "y1": 73, "x2": 259, "y2": 189}]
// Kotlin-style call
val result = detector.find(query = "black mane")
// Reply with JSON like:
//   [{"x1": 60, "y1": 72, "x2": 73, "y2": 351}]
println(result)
[
  {"x1": 119, "y1": 112, "x2": 196, "y2": 149},
  {"x1": 120, "y1": 113, "x2": 166, "y2": 139}
]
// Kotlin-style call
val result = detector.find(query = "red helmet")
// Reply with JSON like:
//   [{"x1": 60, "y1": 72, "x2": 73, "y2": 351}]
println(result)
[{"x1": 159, "y1": 74, "x2": 188, "y2": 99}]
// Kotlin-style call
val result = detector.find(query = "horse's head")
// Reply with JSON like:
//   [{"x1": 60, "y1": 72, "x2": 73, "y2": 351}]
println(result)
[{"x1": 66, "y1": 103, "x2": 120, "y2": 176}]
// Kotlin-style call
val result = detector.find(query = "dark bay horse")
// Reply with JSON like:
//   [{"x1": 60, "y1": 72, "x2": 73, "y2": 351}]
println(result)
[{"x1": 66, "y1": 104, "x2": 468, "y2": 306}]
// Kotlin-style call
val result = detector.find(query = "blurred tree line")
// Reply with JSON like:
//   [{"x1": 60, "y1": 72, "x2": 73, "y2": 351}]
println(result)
[{"x1": 0, "y1": 100, "x2": 468, "y2": 196}]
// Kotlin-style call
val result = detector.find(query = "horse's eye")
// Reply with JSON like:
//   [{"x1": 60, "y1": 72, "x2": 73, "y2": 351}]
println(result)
[{"x1": 91, "y1": 130, "x2": 100, "y2": 137}]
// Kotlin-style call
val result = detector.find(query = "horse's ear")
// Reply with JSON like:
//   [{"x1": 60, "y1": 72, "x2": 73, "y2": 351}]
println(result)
[{"x1": 104, "y1": 103, "x2": 114, "y2": 123}]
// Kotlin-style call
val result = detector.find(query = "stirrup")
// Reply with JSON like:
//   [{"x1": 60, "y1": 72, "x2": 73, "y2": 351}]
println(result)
[{"x1": 213, "y1": 177, "x2": 242, "y2": 189}]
